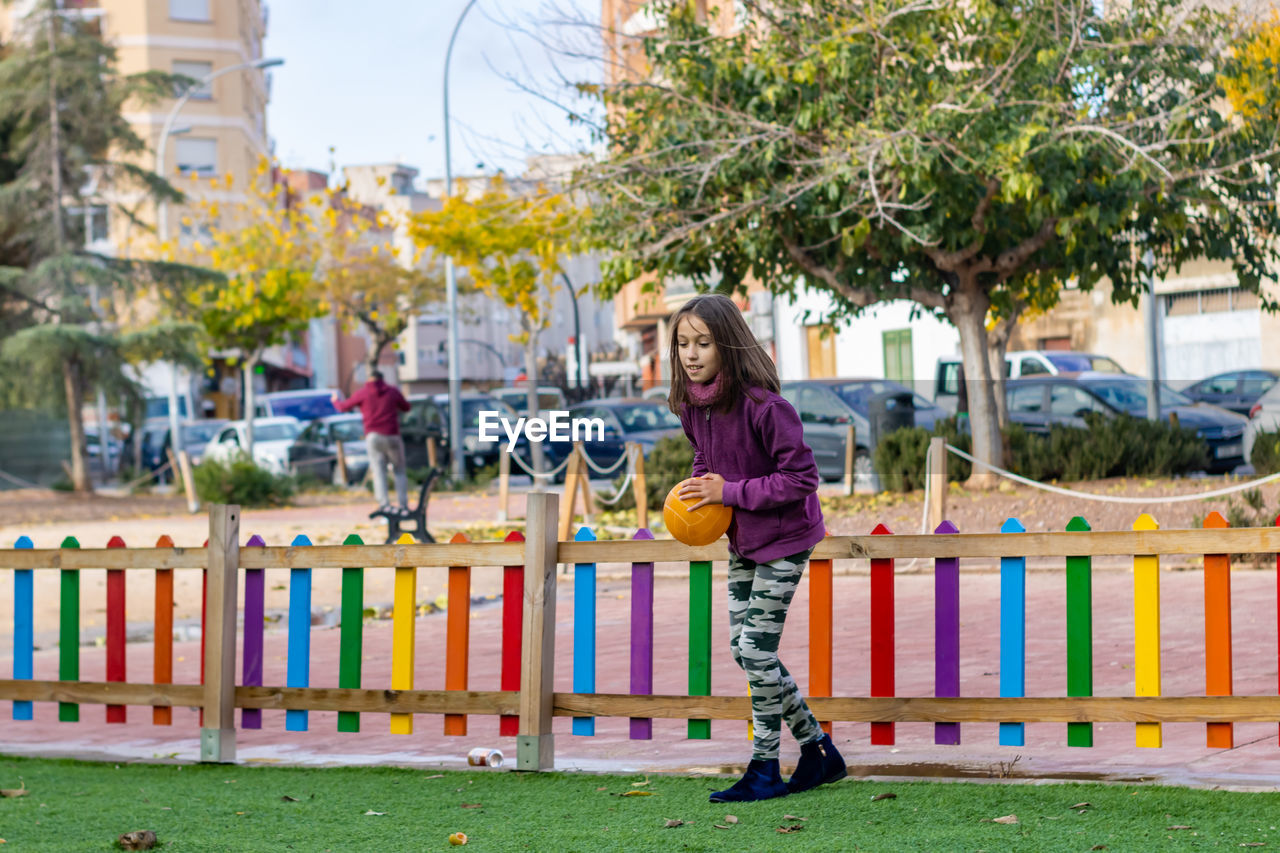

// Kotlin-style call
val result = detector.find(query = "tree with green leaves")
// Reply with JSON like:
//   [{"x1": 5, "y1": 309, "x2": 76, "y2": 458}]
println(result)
[
  {"x1": 410, "y1": 174, "x2": 586, "y2": 478},
  {"x1": 0, "y1": 0, "x2": 204, "y2": 491},
  {"x1": 585, "y1": 0, "x2": 1280, "y2": 486}
]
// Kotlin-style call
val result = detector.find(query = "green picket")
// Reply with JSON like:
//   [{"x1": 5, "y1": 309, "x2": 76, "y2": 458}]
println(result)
[
  {"x1": 688, "y1": 559, "x2": 712, "y2": 739},
  {"x1": 338, "y1": 533, "x2": 365, "y2": 733},
  {"x1": 1065, "y1": 516, "x2": 1093, "y2": 748},
  {"x1": 59, "y1": 535, "x2": 81, "y2": 723}
]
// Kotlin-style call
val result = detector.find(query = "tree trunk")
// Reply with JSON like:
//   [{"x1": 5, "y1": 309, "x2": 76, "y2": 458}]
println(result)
[
  {"x1": 523, "y1": 340, "x2": 547, "y2": 492},
  {"x1": 365, "y1": 332, "x2": 390, "y2": 380},
  {"x1": 949, "y1": 288, "x2": 1001, "y2": 490},
  {"x1": 63, "y1": 357, "x2": 91, "y2": 493},
  {"x1": 243, "y1": 353, "x2": 258, "y2": 459},
  {"x1": 45, "y1": 0, "x2": 64, "y2": 252}
]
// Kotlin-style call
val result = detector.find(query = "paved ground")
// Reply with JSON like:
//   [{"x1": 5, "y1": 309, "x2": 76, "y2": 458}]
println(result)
[{"x1": 3, "y1": 499, "x2": 1280, "y2": 792}]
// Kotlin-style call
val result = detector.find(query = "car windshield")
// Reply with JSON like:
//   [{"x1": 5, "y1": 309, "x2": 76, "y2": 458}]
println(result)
[
  {"x1": 183, "y1": 423, "x2": 223, "y2": 445},
  {"x1": 613, "y1": 404, "x2": 682, "y2": 432},
  {"x1": 1045, "y1": 353, "x2": 1126, "y2": 374},
  {"x1": 271, "y1": 395, "x2": 338, "y2": 420},
  {"x1": 330, "y1": 419, "x2": 364, "y2": 442},
  {"x1": 459, "y1": 399, "x2": 516, "y2": 426},
  {"x1": 1080, "y1": 379, "x2": 1192, "y2": 411},
  {"x1": 831, "y1": 381, "x2": 913, "y2": 414},
  {"x1": 254, "y1": 422, "x2": 302, "y2": 442}
]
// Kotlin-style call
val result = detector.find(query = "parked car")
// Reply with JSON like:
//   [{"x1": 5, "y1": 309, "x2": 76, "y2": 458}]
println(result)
[
  {"x1": 780, "y1": 379, "x2": 944, "y2": 484},
  {"x1": 1242, "y1": 378, "x2": 1280, "y2": 465},
  {"x1": 934, "y1": 350, "x2": 1129, "y2": 413},
  {"x1": 490, "y1": 386, "x2": 567, "y2": 417},
  {"x1": 252, "y1": 388, "x2": 341, "y2": 422},
  {"x1": 201, "y1": 417, "x2": 304, "y2": 475},
  {"x1": 401, "y1": 392, "x2": 533, "y2": 474},
  {"x1": 1005, "y1": 374, "x2": 1247, "y2": 473},
  {"x1": 563, "y1": 398, "x2": 685, "y2": 478},
  {"x1": 1180, "y1": 369, "x2": 1279, "y2": 416},
  {"x1": 138, "y1": 419, "x2": 228, "y2": 482},
  {"x1": 288, "y1": 414, "x2": 369, "y2": 485}
]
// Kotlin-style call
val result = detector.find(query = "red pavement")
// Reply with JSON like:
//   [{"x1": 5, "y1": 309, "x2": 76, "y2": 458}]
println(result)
[{"x1": 4, "y1": 566, "x2": 1280, "y2": 790}]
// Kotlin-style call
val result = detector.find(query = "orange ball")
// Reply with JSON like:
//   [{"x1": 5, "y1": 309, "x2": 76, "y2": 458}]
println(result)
[{"x1": 663, "y1": 478, "x2": 733, "y2": 546}]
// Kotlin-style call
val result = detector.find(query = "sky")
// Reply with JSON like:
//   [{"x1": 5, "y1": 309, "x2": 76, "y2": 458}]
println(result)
[{"x1": 262, "y1": 0, "x2": 601, "y2": 185}]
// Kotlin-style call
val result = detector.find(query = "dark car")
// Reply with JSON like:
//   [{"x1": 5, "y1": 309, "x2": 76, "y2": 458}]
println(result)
[
  {"x1": 780, "y1": 379, "x2": 946, "y2": 484},
  {"x1": 564, "y1": 398, "x2": 686, "y2": 478},
  {"x1": 402, "y1": 392, "x2": 540, "y2": 475},
  {"x1": 288, "y1": 414, "x2": 369, "y2": 485},
  {"x1": 1180, "y1": 370, "x2": 1279, "y2": 416},
  {"x1": 1005, "y1": 374, "x2": 1248, "y2": 473},
  {"x1": 138, "y1": 419, "x2": 228, "y2": 483}
]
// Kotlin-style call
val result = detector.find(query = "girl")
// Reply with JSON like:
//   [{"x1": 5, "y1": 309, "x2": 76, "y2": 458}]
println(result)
[{"x1": 670, "y1": 293, "x2": 846, "y2": 803}]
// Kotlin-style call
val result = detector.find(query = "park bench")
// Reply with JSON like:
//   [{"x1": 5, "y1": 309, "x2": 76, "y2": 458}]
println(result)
[{"x1": 369, "y1": 467, "x2": 438, "y2": 543}]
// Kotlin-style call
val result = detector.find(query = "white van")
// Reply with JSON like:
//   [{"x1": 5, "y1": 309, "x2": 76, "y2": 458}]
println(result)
[{"x1": 934, "y1": 351, "x2": 1128, "y2": 413}]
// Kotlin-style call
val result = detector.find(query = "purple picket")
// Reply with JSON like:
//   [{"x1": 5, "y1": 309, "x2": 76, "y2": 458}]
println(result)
[
  {"x1": 241, "y1": 533, "x2": 267, "y2": 729},
  {"x1": 934, "y1": 520, "x2": 961, "y2": 745},
  {"x1": 629, "y1": 528, "x2": 655, "y2": 740}
]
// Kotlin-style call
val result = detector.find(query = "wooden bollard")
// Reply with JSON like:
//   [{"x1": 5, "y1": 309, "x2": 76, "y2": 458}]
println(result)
[
  {"x1": 498, "y1": 447, "x2": 511, "y2": 523},
  {"x1": 426, "y1": 435, "x2": 439, "y2": 469},
  {"x1": 334, "y1": 440, "x2": 349, "y2": 485},
  {"x1": 631, "y1": 443, "x2": 648, "y2": 529},
  {"x1": 927, "y1": 436, "x2": 947, "y2": 533},
  {"x1": 842, "y1": 424, "x2": 857, "y2": 495}
]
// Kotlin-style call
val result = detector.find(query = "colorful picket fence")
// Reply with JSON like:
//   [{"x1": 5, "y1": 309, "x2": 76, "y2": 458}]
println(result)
[{"x1": 4, "y1": 494, "x2": 1280, "y2": 771}]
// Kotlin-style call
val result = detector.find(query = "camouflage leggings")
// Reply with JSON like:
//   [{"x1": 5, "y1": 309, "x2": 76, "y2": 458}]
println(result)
[{"x1": 728, "y1": 548, "x2": 823, "y2": 760}]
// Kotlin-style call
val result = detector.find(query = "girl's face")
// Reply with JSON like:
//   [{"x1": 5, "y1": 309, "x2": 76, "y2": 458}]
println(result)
[{"x1": 676, "y1": 314, "x2": 721, "y2": 385}]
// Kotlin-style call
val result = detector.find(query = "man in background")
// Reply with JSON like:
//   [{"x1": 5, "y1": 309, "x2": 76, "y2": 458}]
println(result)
[{"x1": 333, "y1": 371, "x2": 411, "y2": 513}]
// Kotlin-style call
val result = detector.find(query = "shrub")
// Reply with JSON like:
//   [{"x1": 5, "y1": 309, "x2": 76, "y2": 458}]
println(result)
[
  {"x1": 875, "y1": 413, "x2": 1209, "y2": 492},
  {"x1": 873, "y1": 417, "x2": 972, "y2": 492},
  {"x1": 611, "y1": 435, "x2": 694, "y2": 515},
  {"x1": 1250, "y1": 428, "x2": 1280, "y2": 476},
  {"x1": 193, "y1": 454, "x2": 294, "y2": 507}
]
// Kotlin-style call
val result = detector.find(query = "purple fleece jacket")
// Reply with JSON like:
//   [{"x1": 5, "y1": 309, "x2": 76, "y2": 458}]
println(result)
[{"x1": 679, "y1": 386, "x2": 826, "y2": 563}]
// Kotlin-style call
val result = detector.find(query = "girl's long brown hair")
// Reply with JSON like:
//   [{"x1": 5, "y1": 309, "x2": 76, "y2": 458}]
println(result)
[{"x1": 667, "y1": 293, "x2": 779, "y2": 415}]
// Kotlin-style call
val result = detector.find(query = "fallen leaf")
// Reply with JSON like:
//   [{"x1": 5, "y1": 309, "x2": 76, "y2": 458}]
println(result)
[
  {"x1": 0, "y1": 788, "x2": 27, "y2": 799},
  {"x1": 448, "y1": 832, "x2": 468, "y2": 846},
  {"x1": 618, "y1": 790, "x2": 655, "y2": 797},
  {"x1": 1240, "y1": 844, "x2": 1265, "y2": 848},
  {"x1": 364, "y1": 810, "x2": 387, "y2": 816},
  {"x1": 724, "y1": 815, "x2": 739, "y2": 824},
  {"x1": 460, "y1": 803, "x2": 483, "y2": 809},
  {"x1": 116, "y1": 830, "x2": 157, "y2": 851},
  {"x1": 714, "y1": 824, "x2": 730, "y2": 830},
  {"x1": 280, "y1": 796, "x2": 299, "y2": 803},
  {"x1": 783, "y1": 814, "x2": 808, "y2": 821},
  {"x1": 663, "y1": 819, "x2": 685, "y2": 828},
  {"x1": 631, "y1": 780, "x2": 650, "y2": 787},
  {"x1": 1071, "y1": 802, "x2": 1092, "y2": 810},
  {"x1": 1169, "y1": 825, "x2": 1193, "y2": 831},
  {"x1": 777, "y1": 824, "x2": 805, "y2": 833},
  {"x1": 993, "y1": 815, "x2": 1019, "y2": 825},
  {"x1": 424, "y1": 774, "x2": 445, "y2": 780},
  {"x1": 1091, "y1": 845, "x2": 1108, "y2": 850},
  {"x1": 872, "y1": 792, "x2": 897, "y2": 801}
]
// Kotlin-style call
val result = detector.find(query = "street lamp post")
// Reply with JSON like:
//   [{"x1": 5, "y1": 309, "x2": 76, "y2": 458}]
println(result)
[
  {"x1": 443, "y1": 0, "x2": 480, "y2": 483},
  {"x1": 156, "y1": 56, "x2": 284, "y2": 454},
  {"x1": 1143, "y1": 247, "x2": 1162, "y2": 421}
]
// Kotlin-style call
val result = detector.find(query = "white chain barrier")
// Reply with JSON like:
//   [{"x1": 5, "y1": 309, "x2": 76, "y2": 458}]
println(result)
[
  {"x1": 591, "y1": 444, "x2": 639, "y2": 506},
  {"x1": 944, "y1": 443, "x2": 1280, "y2": 504},
  {"x1": 507, "y1": 448, "x2": 575, "y2": 480},
  {"x1": 578, "y1": 444, "x2": 630, "y2": 475}
]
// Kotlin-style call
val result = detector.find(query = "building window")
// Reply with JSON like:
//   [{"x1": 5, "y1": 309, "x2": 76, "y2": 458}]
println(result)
[
  {"x1": 169, "y1": 0, "x2": 210, "y2": 21},
  {"x1": 175, "y1": 137, "x2": 217, "y2": 177},
  {"x1": 882, "y1": 328, "x2": 913, "y2": 385},
  {"x1": 172, "y1": 60, "x2": 213, "y2": 99}
]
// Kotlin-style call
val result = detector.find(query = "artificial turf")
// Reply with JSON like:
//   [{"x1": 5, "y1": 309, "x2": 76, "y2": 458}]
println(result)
[{"x1": 1, "y1": 754, "x2": 1278, "y2": 851}]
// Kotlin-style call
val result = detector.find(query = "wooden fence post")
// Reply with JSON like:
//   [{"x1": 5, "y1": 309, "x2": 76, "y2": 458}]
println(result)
[
  {"x1": 631, "y1": 443, "x2": 647, "y2": 529},
  {"x1": 928, "y1": 436, "x2": 947, "y2": 533},
  {"x1": 167, "y1": 447, "x2": 199, "y2": 513},
  {"x1": 334, "y1": 440, "x2": 348, "y2": 486},
  {"x1": 497, "y1": 447, "x2": 511, "y2": 523},
  {"x1": 578, "y1": 445, "x2": 597, "y2": 522},
  {"x1": 558, "y1": 447, "x2": 582, "y2": 542},
  {"x1": 201, "y1": 504, "x2": 240, "y2": 763},
  {"x1": 518, "y1": 491, "x2": 558, "y2": 771},
  {"x1": 426, "y1": 435, "x2": 439, "y2": 470},
  {"x1": 842, "y1": 425, "x2": 857, "y2": 496}
]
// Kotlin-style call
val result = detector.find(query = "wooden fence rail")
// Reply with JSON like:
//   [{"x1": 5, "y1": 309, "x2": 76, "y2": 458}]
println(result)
[{"x1": 3, "y1": 495, "x2": 1280, "y2": 769}]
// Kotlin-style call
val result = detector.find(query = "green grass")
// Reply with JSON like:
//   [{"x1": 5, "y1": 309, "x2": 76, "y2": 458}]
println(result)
[{"x1": 3, "y1": 755, "x2": 1280, "y2": 852}]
